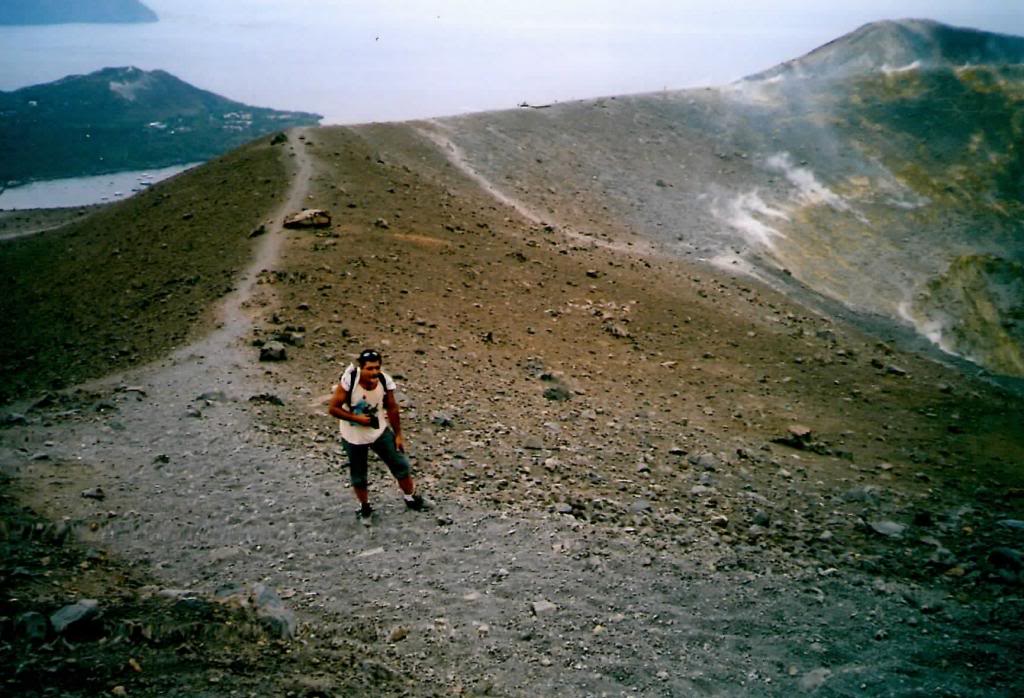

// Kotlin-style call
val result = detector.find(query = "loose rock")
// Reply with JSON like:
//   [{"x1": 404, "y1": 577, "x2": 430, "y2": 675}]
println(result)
[
  {"x1": 842, "y1": 485, "x2": 879, "y2": 503},
  {"x1": 259, "y1": 341, "x2": 288, "y2": 362},
  {"x1": 283, "y1": 209, "x2": 331, "y2": 229},
  {"x1": 629, "y1": 499, "x2": 653, "y2": 514},
  {"x1": 709, "y1": 514, "x2": 729, "y2": 528},
  {"x1": 50, "y1": 599, "x2": 100, "y2": 635},
  {"x1": 773, "y1": 424, "x2": 813, "y2": 449},
  {"x1": 688, "y1": 452, "x2": 719, "y2": 471},
  {"x1": 798, "y1": 668, "x2": 832, "y2": 692},
  {"x1": 523, "y1": 437, "x2": 544, "y2": 450},
  {"x1": 15, "y1": 611, "x2": 48, "y2": 643},
  {"x1": 249, "y1": 393, "x2": 285, "y2": 406},
  {"x1": 81, "y1": 486, "x2": 105, "y2": 501},
  {"x1": 531, "y1": 599, "x2": 557, "y2": 616},
  {"x1": 543, "y1": 385, "x2": 571, "y2": 401},
  {"x1": 431, "y1": 411, "x2": 455, "y2": 428},
  {"x1": 869, "y1": 520, "x2": 906, "y2": 538}
]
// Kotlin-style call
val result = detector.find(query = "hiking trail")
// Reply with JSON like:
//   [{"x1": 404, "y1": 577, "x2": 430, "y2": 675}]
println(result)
[{"x1": 415, "y1": 120, "x2": 656, "y2": 257}]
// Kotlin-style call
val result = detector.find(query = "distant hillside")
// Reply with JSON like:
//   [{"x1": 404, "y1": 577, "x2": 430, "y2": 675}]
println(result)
[
  {"x1": 0, "y1": 67, "x2": 321, "y2": 183},
  {"x1": 0, "y1": 0, "x2": 157, "y2": 25},
  {"x1": 747, "y1": 18, "x2": 1024, "y2": 81}
]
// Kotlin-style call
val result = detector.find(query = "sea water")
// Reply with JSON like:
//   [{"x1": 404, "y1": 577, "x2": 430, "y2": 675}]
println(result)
[
  {"x1": 1, "y1": 2, "x2": 1018, "y2": 208},
  {"x1": 2, "y1": 2, "x2": 988, "y2": 126},
  {"x1": 0, "y1": 163, "x2": 200, "y2": 210}
]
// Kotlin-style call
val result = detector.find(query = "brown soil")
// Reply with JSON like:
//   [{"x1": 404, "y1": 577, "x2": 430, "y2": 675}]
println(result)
[
  {"x1": 1, "y1": 124, "x2": 1022, "y2": 696},
  {"x1": 0, "y1": 137, "x2": 291, "y2": 403}
]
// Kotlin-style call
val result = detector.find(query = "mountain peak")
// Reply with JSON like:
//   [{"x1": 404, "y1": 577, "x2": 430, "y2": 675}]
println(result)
[{"x1": 745, "y1": 19, "x2": 1024, "y2": 82}]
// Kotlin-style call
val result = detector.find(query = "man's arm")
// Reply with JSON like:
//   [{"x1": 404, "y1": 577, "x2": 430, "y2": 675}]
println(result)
[
  {"x1": 383, "y1": 389, "x2": 404, "y2": 451},
  {"x1": 328, "y1": 384, "x2": 371, "y2": 425}
]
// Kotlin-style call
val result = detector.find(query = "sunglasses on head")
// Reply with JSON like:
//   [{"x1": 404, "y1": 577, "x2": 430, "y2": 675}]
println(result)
[{"x1": 358, "y1": 350, "x2": 382, "y2": 363}]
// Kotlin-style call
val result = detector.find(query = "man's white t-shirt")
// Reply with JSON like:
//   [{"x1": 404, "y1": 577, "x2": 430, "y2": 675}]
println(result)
[{"x1": 337, "y1": 365, "x2": 397, "y2": 445}]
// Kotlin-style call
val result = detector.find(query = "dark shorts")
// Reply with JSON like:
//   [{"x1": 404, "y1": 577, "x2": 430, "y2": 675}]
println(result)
[{"x1": 342, "y1": 428, "x2": 411, "y2": 488}]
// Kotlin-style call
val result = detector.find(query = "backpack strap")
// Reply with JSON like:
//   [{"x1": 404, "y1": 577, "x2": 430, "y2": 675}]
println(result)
[{"x1": 340, "y1": 365, "x2": 359, "y2": 408}]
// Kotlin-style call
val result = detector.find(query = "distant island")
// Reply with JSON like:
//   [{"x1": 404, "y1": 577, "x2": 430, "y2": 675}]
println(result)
[
  {"x1": 0, "y1": 0, "x2": 157, "y2": 25},
  {"x1": 0, "y1": 67, "x2": 322, "y2": 184}
]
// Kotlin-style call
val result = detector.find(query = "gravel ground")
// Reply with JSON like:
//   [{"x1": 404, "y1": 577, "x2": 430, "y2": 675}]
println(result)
[{"x1": 2, "y1": 126, "x2": 1022, "y2": 696}]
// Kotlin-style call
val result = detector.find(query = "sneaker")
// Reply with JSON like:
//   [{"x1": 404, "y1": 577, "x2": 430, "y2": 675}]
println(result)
[
  {"x1": 357, "y1": 503, "x2": 374, "y2": 520},
  {"x1": 404, "y1": 495, "x2": 426, "y2": 511}
]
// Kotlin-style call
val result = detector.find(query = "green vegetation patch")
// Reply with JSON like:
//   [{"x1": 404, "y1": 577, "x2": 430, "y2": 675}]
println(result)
[
  {"x1": 0, "y1": 137, "x2": 289, "y2": 403},
  {"x1": 912, "y1": 255, "x2": 1024, "y2": 377},
  {"x1": 837, "y1": 67, "x2": 1024, "y2": 203}
]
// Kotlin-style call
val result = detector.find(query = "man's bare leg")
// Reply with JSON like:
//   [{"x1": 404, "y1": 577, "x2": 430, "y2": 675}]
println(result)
[{"x1": 396, "y1": 476, "x2": 415, "y2": 496}]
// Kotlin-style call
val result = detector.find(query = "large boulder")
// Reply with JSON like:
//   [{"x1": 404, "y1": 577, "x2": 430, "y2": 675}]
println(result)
[{"x1": 283, "y1": 209, "x2": 331, "y2": 229}]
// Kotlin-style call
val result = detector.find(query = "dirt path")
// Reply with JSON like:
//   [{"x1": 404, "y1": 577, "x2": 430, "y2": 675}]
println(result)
[
  {"x1": 0, "y1": 208, "x2": 94, "y2": 242},
  {"x1": 0, "y1": 225, "x2": 64, "y2": 242},
  {"x1": 415, "y1": 121, "x2": 543, "y2": 226},
  {"x1": 415, "y1": 120, "x2": 657, "y2": 257},
  {"x1": 207, "y1": 126, "x2": 316, "y2": 345}
]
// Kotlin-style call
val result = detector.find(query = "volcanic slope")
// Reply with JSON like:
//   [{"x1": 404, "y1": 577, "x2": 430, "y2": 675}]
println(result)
[
  {"x1": 231, "y1": 125, "x2": 1024, "y2": 694},
  {"x1": 7, "y1": 122, "x2": 1021, "y2": 696},
  {"x1": 3, "y1": 30, "x2": 1024, "y2": 695},
  {"x1": 420, "y1": 19, "x2": 1024, "y2": 380}
]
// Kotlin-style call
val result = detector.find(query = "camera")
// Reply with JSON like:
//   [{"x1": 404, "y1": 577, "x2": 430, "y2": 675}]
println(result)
[{"x1": 366, "y1": 415, "x2": 380, "y2": 429}]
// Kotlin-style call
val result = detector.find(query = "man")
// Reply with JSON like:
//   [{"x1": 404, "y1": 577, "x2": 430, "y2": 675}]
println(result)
[{"x1": 328, "y1": 349, "x2": 425, "y2": 520}]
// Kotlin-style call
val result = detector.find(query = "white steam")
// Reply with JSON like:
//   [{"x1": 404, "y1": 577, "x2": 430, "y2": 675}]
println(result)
[
  {"x1": 723, "y1": 75, "x2": 786, "y2": 106},
  {"x1": 712, "y1": 152, "x2": 861, "y2": 254},
  {"x1": 896, "y1": 300, "x2": 959, "y2": 357},
  {"x1": 718, "y1": 190, "x2": 789, "y2": 250},
  {"x1": 765, "y1": 153, "x2": 850, "y2": 211},
  {"x1": 881, "y1": 60, "x2": 921, "y2": 75}
]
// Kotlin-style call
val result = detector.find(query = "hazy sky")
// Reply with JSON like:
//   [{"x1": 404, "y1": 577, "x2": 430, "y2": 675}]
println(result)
[{"x1": 1, "y1": 0, "x2": 1021, "y2": 123}]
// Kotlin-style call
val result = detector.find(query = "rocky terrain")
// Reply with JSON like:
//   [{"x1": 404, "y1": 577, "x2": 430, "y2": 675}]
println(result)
[
  {"x1": 2, "y1": 19, "x2": 1023, "y2": 698},
  {"x1": 424, "y1": 19, "x2": 1024, "y2": 379}
]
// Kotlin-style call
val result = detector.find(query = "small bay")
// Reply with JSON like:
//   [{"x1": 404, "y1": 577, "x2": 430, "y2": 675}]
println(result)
[{"x1": 0, "y1": 162, "x2": 199, "y2": 210}]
